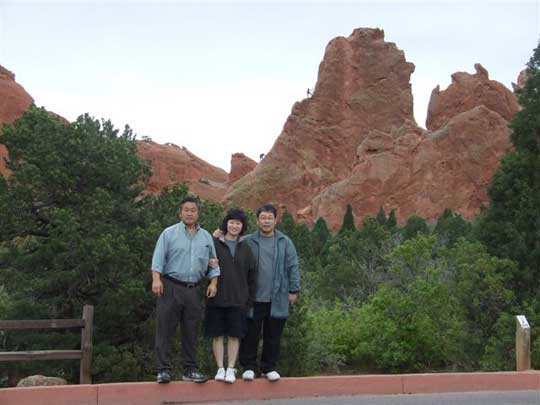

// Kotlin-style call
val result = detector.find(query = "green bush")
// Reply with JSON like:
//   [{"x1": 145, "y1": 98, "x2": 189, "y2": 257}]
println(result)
[{"x1": 353, "y1": 277, "x2": 467, "y2": 373}]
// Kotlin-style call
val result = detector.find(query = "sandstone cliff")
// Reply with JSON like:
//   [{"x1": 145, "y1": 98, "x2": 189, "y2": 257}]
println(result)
[
  {"x1": 137, "y1": 140, "x2": 228, "y2": 200},
  {"x1": 226, "y1": 28, "x2": 520, "y2": 229},
  {"x1": 226, "y1": 28, "x2": 416, "y2": 216}
]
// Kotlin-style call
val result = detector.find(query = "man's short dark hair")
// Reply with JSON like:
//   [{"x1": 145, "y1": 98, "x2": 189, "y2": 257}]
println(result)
[
  {"x1": 256, "y1": 203, "x2": 277, "y2": 218},
  {"x1": 220, "y1": 209, "x2": 249, "y2": 236},
  {"x1": 179, "y1": 196, "x2": 200, "y2": 211}
]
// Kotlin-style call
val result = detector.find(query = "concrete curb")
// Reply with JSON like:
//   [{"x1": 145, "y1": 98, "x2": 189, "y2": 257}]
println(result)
[{"x1": 1, "y1": 371, "x2": 539, "y2": 405}]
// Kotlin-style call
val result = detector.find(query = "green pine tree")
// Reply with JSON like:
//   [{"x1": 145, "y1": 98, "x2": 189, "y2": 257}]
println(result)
[
  {"x1": 376, "y1": 206, "x2": 387, "y2": 226},
  {"x1": 312, "y1": 217, "x2": 331, "y2": 250},
  {"x1": 510, "y1": 42, "x2": 540, "y2": 155},
  {"x1": 339, "y1": 204, "x2": 356, "y2": 234},
  {"x1": 278, "y1": 210, "x2": 297, "y2": 239},
  {"x1": 434, "y1": 208, "x2": 472, "y2": 247},
  {"x1": 402, "y1": 214, "x2": 429, "y2": 241},
  {"x1": 475, "y1": 41, "x2": 540, "y2": 299},
  {"x1": 387, "y1": 209, "x2": 397, "y2": 230},
  {"x1": 0, "y1": 107, "x2": 156, "y2": 383}
]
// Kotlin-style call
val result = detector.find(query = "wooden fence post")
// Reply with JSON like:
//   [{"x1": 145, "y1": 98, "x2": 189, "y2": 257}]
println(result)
[
  {"x1": 80, "y1": 305, "x2": 94, "y2": 384},
  {"x1": 515, "y1": 315, "x2": 531, "y2": 371}
]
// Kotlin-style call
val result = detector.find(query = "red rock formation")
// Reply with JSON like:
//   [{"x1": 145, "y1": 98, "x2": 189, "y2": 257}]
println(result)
[
  {"x1": 311, "y1": 107, "x2": 511, "y2": 229},
  {"x1": 309, "y1": 62, "x2": 520, "y2": 229},
  {"x1": 512, "y1": 69, "x2": 528, "y2": 91},
  {"x1": 0, "y1": 65, "x2": 230, "y2": 201},
  {"x1": 0, "y1": 66, "x2": 34, "y2": 177},
  {"x1": 426, "y1": 63, "x2": 520, "y2": 131},
  {"x1": 226, "y1": 30, "x2": 520, "y2": 230},
  {"x1": 229, "y1": 153, "x2": 257, "y2": 183},
  {"x1": 0, "y1": 32, "x2": 523, "y2": 228},
  {"x1": 137, "y1": 141, "x2": 229, "y2": 201},
  {"x1": 226, "y1": 28, "x2": 416, "y2": 215}
]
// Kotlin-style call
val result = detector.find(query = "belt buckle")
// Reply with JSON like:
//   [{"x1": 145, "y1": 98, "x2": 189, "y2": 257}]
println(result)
[{"x1": 186, "y1": 282, "x2": 197, "y2": 288}]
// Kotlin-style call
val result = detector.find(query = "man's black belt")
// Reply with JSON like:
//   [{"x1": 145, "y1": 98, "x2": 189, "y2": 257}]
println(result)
[{"x1": 162, "y1": 274, "x2": 200, "y2": 288}]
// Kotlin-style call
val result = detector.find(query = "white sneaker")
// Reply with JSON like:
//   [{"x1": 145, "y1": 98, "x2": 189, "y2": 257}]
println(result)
[
  {"x1": 242, "y1": 369, "x2": 255, "y2": 381},
  {"x1": 215, "y1": 367, "x2": 226, "y2": 381},
  {"x1": 225, "y1": 368, "x2": 236, "y2": 384},
  {"x1": 263, "y1": 371, "x2": 280, "y2": 381}
]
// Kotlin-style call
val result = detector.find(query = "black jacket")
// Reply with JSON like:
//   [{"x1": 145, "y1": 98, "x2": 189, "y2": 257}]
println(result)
[{"x1": 207, "y1": 237, "x2": 257, "y2": 308}]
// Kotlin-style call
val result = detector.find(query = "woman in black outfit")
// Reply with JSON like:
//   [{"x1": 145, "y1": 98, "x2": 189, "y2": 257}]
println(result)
[{"x1": 205, "y1": 209, "x2": 257, "y2": 383}]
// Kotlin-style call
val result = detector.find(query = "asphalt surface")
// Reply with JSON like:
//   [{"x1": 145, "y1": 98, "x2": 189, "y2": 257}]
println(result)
[{"x1": 193, "y1": 390, "x2": 540, "y2": 405}]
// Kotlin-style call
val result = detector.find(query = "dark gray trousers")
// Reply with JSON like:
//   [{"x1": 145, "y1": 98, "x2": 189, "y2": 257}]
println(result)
[
  {"x1": 155, "y1": 277, "x2": 203, "y2": 373},
  {"x1": 239, "y1": 302, "x2": 287, "y2": 374}
]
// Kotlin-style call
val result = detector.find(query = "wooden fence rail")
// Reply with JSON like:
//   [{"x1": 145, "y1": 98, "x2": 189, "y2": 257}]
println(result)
[{"x1": 0, "y1": 305, "x2": 94, "y2": 384}]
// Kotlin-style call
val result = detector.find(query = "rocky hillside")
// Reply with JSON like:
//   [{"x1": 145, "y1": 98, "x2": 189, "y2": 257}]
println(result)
[
  {"x1": 0, "y1": 28, "x2": 523, "y2": 229},
  {"x1": 0, "y1": 66, "x2": 229, "y2": 201}
]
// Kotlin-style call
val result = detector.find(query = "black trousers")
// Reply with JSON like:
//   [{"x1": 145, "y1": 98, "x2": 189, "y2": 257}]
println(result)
[
  {"x1": 155, "y1": 277, "x2": 202, "y2": 373},
  {"x1": 239, "y1": 302, "x2": 287, "y2": 374}
]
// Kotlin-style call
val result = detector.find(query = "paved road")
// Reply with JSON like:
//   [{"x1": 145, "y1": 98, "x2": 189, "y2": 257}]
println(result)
[{"x1": 194, "y1": 390, "x2": 540, "y2": 405}]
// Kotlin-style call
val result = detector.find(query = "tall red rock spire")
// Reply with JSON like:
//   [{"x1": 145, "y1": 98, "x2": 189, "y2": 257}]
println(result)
[{"x1": 226, "y1": 28, "x2": 416, "y2": 215}]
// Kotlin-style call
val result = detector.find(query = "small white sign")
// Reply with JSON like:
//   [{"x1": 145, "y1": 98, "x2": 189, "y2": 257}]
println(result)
[{"x1": 517, "y1": 315, "x2": 530, "y2": 329}]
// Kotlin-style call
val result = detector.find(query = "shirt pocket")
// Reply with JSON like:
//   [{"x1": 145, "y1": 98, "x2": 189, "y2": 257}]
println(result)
[
  {"x1": 197, "y1": 244, "x2": 211, "y2": 269},
  {"x1": 197, "y1": 244, "x2": 211, "y2": 259}
]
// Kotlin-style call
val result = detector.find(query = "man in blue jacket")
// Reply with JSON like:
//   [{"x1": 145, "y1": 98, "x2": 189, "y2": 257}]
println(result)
[{"x1": 239, "y1": 203, "x2": 300, "y2": 382}]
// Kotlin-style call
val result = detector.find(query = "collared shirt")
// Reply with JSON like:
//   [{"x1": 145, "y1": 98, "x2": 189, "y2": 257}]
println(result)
[{"x1": 151, "y1": 222, "x2": 220, "y2": 283}]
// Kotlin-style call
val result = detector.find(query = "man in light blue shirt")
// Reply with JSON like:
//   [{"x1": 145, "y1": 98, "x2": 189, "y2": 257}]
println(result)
[{"x1": 151, "y1": 196, "x2": 220, "y2": 384}]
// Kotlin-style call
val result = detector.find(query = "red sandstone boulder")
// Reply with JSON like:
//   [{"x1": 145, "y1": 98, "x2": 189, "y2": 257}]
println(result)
[
  {"x1": 426, "y1": 63, "x2": 520, "y2": 131},
  {"x1": 229, "y1": 152, "x2": 257, "y2": 183},
  {"x1": 137, "y1": 140, "x2": 229, "y2": 201}
]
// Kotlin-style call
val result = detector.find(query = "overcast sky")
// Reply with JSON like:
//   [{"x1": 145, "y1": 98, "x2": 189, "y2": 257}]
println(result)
[{"x1": 1, "y1": 0, "x2": 538, "y2": 172}]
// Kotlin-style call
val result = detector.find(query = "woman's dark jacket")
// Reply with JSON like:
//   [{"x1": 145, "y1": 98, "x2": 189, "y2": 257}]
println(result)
[{"x1": 207, "y1": 237, "x2": 257, "y2": 308}]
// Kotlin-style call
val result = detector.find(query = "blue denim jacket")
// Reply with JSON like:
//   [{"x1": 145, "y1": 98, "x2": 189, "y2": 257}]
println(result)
[{"x1": 151, "y1": 222, "x2": 220, "y2": 282}]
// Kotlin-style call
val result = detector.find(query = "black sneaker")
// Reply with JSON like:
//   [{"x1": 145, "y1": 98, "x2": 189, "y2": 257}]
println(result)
[
  {"x1": 182, "y1": 369, "x2": 208, "y2": 383},
  {"x1": 157, "y1": 371, "x2": 171, "y2": 384}
]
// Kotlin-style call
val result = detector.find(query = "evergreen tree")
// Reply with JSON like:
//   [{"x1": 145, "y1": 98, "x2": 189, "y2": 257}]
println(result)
[
  {"x1": 376, "y1": 206, "x2": 387, "y2": 226},
  {"x1": 510, "y1": 42, "x2": 540, "y2": 155},
  {"x1": 317, "y1": 218, "x2": 395, "y2": 303},
  {"x1": 339, "y1": 204, "x2": 356, "y2": 234},
  {"x1": 293, "y1": 223, "x2": 314, "y2": 259},
  {"x1": 475, "y1": 42, "x2": 540, "y2": 299},
  {"x1": 0, "y1": 107, "x2": 155, "y2": 383},
  {"x1": 387, "y1": 209, "x2": 397, "y2": 230},
  {"x1": 278, "y1": 210, "x2": 297, "y2": 239},
  {"x1": 312, "y1": 217, "x2": 331, "y2": 252},
  {"x1": 434, "y1": 208, "x2": 472, "y2": 247},
  {"x1": 402, "y1": 214, "x2": 429, "y2": 240}
]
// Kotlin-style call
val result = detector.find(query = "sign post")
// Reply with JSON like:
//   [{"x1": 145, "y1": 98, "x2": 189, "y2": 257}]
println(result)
[{"x1": 515, "y1": 315, "x2": 531, "y2": 371}]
